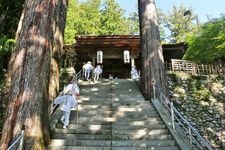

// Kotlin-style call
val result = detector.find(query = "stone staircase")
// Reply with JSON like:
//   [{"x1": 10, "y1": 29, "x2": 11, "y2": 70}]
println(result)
[{"x1": 48, "y1": 79, "x2": 180, "y2": 150}]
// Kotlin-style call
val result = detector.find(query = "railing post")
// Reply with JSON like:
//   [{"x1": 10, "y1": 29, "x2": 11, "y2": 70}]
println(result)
[
  {"x1": 171, "y1": 101, "x2": 175, "y2": 130},
  {"x1": 77, "y1": 103, "x2": 79, "y2": 125},
  {"x1": 152, "y1": 80, "x2": 156, "y2": 100},
  {"x1": 19, "y1": 125, "x2": 25, "y2": 150},
  {"x1": 189, "y1": 127, "x2": 192, "y2": 145}
]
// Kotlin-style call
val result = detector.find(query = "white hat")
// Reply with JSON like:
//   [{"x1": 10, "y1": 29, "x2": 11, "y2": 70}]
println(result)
[{"x1": 88, "y1": 61, "x2": 91, "y2": 64}]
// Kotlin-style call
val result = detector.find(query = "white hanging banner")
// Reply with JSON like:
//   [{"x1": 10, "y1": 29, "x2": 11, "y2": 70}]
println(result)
[
  {"x1": 97, "y1": 50, "x2": 103, "y2": 64},
  {"x1": 123, "y1": 50, "x2": 130, "y2": 63}
]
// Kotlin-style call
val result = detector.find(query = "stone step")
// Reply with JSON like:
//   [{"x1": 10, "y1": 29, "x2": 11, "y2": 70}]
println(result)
[
  {"x1": 71, "y1": 107, "x2": 157, "y2": 113},
  {"x1": 49, "y1": 139, "x2": 176, "y2": 147},
  {"x1": 112, "y1": 128, "x2": 169, "y2": 135},
  {"x1": 77, "y1": 102, "x2": 154, "y2": 108},
  {"x1": 112, "y1": 133, "x2": 172, "y2": 140},
  {"x1": 53, "y1": 128, "x2": 169, "y2": 136},
  {"x1": 55, "y1": 124, "x2": 167, "y2": 131},
  {"x1": 52, "y1": 133, "x2": 172, "y2": 140},
  {"x1": 52, "y1": 133, "x2": 112, "y2": 140},
  {"x1": 71, "y1": 110, "x2": 113, "y2": 115},
  {"x1": 75, "y1": 107, "x2": 156, "y2": 114},
  {"x1": 56, "y1": 120, "x2": 165, "y2": 129},
  {"x1": 69, "y1": 111, "x2": 158, "y2": 118},
  {"x1": 68, "y1": 116, "x2": 162, "y2": 124},
  {"x1": 78, "y1": 99, "x2": 150, "y2": 104},
  {"x1": 112, "y1": 97, "x2": 147, "y2": 102},
  {"x1": 77, "y1": 105, "x2": 111, "y2": 110},
  {"x1": 77, "y1": 104, "x2": 155, "y2": 109},
  {"x1": 48, "y1": 145, "x2": 179, "y2": 150},
  {"x1": 69, "y1": 117, "x2": 163, "y2": 125},
  {"x1": 49, "y1": 80, "x2": 179, "y2": 150},
  {"x1": 53, "y1": 128, "x2": 111, "y2": 135}
]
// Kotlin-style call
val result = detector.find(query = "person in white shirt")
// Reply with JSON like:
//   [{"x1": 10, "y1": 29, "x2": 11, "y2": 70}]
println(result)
[
  {"x1": 54, "y1": 90, "x2": 77, "y2": 129},
  {"x1": 65, "y1": 80, "x2": 80, "y2": 98},
  {"x1": 93, "y1": 65, "x2": 102, "y2": 82},
  {"x1": 83, "y1": 61, "x2": 93, "y2": 80},
  {"x1": 53, "y1": 80, "x2": 80, "y2": 128},
  {"x1": 130, "y1": 65, "x2": 139, "y2": 80}
]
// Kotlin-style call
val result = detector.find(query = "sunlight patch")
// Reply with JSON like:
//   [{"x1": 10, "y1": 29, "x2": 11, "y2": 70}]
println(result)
[
  {"x1": 105, "y1": 117, "x2": 116, "y2": 122},
  {"x1": 91, "y1": 88, "x2": 98, "y2": 91},
  {"x1": 50, "y1": 139, "x2": 65, "y2": 146},
  {"x1": 88, "y1": 125, "x2": 102, "y2": 131},
  {"x1": 118, "y1": 107, "x2": 136, "y2": 112},
  {"x1": 79, "y1": 97, "x2": 90, "y2": 101},
  {"x1": 133, "y1": 129, "x2": 147, "y2": 139},
  {"x1": 114, "y1": 98, "x2": 120, "y2": 101},
  {"x1": 130, "y1": 121, "x2": 145, "y2": 126}
]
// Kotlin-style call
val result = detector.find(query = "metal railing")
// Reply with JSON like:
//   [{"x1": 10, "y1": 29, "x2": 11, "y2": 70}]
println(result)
[
  {"x1": 75, "y1": 69, "x2": 83, "y2": 81},
  {"x1": 7, "y1": 125, "x2": 25, "y2": 150},
  {"x1": 152, "y1": 81, "x2": 213, "y2": 150}
]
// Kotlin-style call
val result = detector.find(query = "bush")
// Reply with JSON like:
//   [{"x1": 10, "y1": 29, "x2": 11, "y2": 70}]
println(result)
[{"x1": 0, "y1": 35, "x2": 15, "y2": 82}]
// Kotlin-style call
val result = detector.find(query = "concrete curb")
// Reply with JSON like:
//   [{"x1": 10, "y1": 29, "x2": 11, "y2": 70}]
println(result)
[{"x1": 151, "y1": 99, "x2": 194, "y2": 150}]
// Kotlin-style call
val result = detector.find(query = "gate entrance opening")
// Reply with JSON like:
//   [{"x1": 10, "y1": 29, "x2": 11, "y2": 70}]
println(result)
[{"x1": 73, "y1": 35, "x2": 186, "y2": 79}]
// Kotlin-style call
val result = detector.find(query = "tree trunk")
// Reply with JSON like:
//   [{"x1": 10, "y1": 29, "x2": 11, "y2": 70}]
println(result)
[
  {"x1": 0, "y1": 0, "x2": 68, "y2": 149},
  {"x1": 49, "y1": 0, "x2": 67, "y2": 106},
  {"x1": 138, "y1": 0, "x2": 168, "y2": 99}
]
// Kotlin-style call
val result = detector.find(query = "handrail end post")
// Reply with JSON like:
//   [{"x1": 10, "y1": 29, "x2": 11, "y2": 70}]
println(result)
[{"x1": 152, "y1": 80, "x2": 156, "y2": 100}]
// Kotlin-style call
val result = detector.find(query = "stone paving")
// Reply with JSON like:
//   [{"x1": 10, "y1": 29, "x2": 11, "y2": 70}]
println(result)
[{"x1": 48, "y1": 79, "x2": 179, "y2": 150}]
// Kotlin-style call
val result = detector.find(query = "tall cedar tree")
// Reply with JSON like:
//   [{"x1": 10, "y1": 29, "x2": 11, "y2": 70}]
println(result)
[
  {"x1": 138, "y1": 0, "x2": 168, "y2": 99},
  {"x1": 100, "y1": 0, "x2": 129, "y2": 35},
  {"x1": 0, "y1": 0, "x2": 68, "y2": 149}
]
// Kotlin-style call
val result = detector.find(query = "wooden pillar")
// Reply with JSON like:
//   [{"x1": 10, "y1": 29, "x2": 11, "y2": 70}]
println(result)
[
  {"x1": 92, "y1": 51, "x2": 96, "y2": 67},
  {"x1": 131, "y1": 49, "x2": 135, "y2": 67},
  {"x1": 131, "y1": 58, "x2": 135, "y2": 67},
  {"x1": 138, "y1": 0, "x2": 168, "y2": 99}
]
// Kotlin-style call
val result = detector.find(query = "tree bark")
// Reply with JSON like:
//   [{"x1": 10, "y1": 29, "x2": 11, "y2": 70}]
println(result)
[
  {"x1": 138, "y1": 0, "x2": 168, "y2": 99},
  {"x1": 49, "y1": 0, "x2": 67, "y2": 105},
  {"x1": 0, "y1": 0, "x2": 68, "y2": 149}
]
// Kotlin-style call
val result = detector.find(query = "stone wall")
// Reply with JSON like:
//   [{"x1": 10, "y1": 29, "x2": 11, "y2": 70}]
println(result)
[{"x1": 167, "y1": 72, "x2": 225, "y2": 149}]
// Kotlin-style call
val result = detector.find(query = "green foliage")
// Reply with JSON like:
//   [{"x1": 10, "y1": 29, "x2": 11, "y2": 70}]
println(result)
[
  {"x1": 174, "y1": 86, "x2": 186, "y2": 98},
  {"x1": 184, "y1": 16, "x2": 225, "y2": 64},
  {"x1": 0, "y1": 0, "x2": 25, "y2": 37},
  {"x1": 127, "y1": 11, "x2": 139, "y2": 35},
  {"x1": 191, "y1": 77, "x2": 211, "y2": 102},
  {"x1": 0, "y1": 36, "x2": 14, "y2": 127},
  {"x1": 194, "y1": 88, "x2": 211, "y2": 102},
  {"x1": 64, "y1": 0, "x2": 139, "y2": 44},
  {"x1": 64, "y1": 0, "x2": 80, "y2": 44},
  {"x1": 170, "y1": 72, "x2": 212, "y2": 102},
  {"x1": 157, "y1": 8, "x2": 167, "y2": 43},
  {"x1": 161, "y1": 4, "x2": 198, "y2": 43},
  {"x1": 0, "y1": 35, "x2": 15, "y2": 81},
  {"x1": 77, "y1": 0, "x2": 102, "y2": 35},
  {"x1": 99, "y1": 0, "x2": 129, "y2": 35}
]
